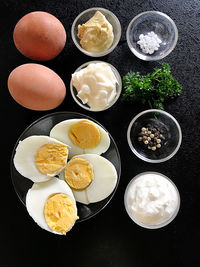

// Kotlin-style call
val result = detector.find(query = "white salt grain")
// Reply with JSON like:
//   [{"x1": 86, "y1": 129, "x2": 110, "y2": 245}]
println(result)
[{"x1": 137, "y1": 31, "x2": 162, "y2": 54}]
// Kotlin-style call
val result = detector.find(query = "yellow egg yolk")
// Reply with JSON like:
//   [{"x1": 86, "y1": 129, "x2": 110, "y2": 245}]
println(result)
[
  {"x1": 35, "y1": 143, "x2": 68, "y2": 175},
  {"x1": 44, "y1": 193, "x2": 79, "y2": 235},
  {"x1": 68, "y1": 120, "x2": 101, "y2": 149},
  {"x1": 65, "y1": 157, "x2": 94, "y2": 190}
]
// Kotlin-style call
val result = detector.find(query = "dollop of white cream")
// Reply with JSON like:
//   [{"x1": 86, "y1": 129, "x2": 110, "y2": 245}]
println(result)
[
  {"x1": 126, "y1": 173, "x2": 179, "y2": 225},
  {"x1": 72, "y1": 63, "x2": 118, "y2": 111},
  {"x1": 137, "y1": 31, "x2": 162, "y2": 54}
]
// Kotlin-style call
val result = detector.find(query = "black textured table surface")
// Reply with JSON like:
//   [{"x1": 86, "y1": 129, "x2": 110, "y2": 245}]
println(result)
[{"x1": 1, "y1": 0, "x2": 200, "y2": 266}]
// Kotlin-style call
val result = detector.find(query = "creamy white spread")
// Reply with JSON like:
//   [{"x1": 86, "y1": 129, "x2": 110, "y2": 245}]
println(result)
[
  {"x1": 126, "y1": 173, "x2": 179, "y2": 225},
  {"x1": 72, "y1": 62, "x2": 118, "y2": 110},
  {"x1": 137, "y1": 31, "x2": 162, "y2": 54}
]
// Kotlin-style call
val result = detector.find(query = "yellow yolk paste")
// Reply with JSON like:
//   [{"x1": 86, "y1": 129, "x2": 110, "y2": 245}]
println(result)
[
  {"x1": 77, "y1": 11, "x2": 114, "y2": 53},
  {"x1": 68, "y1": 120, "x2": 100, "y2": 149},
  {"x1": 35, "y1": 143, "x2": 68, "y2": 175},
  {"x1": 44, "y1": 193, "x2": 79, "y2": 235},
  {"x1": 65, "y1": 157, "x2": 94, "y2": 190}
]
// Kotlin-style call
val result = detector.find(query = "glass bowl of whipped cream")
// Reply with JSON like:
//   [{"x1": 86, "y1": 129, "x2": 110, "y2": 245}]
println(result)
[
  {"x1": 126, "y1": 11, "x2": 178, "y2": 61},
  {"x1": 71, "y1": 7, "x2": 121, "y2": 57},
  {"x1": 70, "y1": 60, "x2": 122, "y2": 112},
  {"x1": 127, "y1": 109, "x2": 182, "y2": 163},
  {"x1": 124, "y1": 172, "x2": 180, "y2": 229}
]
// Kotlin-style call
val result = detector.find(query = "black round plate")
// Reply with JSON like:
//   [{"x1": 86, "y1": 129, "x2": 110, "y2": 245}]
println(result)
[{"x1": 10, "y1": 111, "x2": 121, "y2": 222}]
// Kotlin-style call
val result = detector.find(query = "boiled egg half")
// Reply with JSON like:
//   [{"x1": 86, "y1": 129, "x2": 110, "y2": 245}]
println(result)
[
  {"x1": 26, "y1": 178, "x2": 78, "y2": 235},
  {"x1": 50, "y1": 119, "x2": 110, "y2": 158},
  {"x1": 60, "y1": 154, "x2": 118, "y2": 204},
  {"x1": 14, "y1": 135, "x2": 68, "y2": 182}
]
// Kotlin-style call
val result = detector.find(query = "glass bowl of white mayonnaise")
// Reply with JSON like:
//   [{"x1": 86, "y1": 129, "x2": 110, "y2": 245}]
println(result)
[
  {"x1": 124, "y1": 171, "x2": 180, "y2": 229},
  {"x1": 126, "y1": 11, "x2": 178, "y2": 61},
  {"x1": 70, "y1": 60, "x2": 122, "y2": 112},
  {"x1": 71, "y1": 7, "x2": 121, "y2": 57}
]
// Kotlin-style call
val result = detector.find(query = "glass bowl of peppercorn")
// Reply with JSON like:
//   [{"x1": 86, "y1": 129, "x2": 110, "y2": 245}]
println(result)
[{"x1": 127, "y1": 109, "x2": 182, "y2": 163}]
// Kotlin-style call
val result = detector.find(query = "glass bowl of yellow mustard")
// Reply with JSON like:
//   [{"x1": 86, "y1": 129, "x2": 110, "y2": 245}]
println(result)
[{"x1": 71, "y1": 7, "x2": 121, "y2": 57}]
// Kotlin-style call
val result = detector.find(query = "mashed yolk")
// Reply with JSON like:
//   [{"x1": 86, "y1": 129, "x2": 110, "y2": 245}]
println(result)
[
  {"x1": 44, "y1": 193, "x2": 79, "y2": 235},
  {"x1": 65, "y1": 157, "x2": 94, "y2": 190},
  {"x1": 35, "y1": 143, "x2": 68, "y2": 175},
  {"x1": 68, "y1": 120, "x2": 101, "y2": 149}
]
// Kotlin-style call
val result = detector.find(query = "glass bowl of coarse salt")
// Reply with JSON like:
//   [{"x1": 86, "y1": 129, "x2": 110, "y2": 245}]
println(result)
[{"x1": 126, "y1": 11, "x2": 178, "y2": 61}]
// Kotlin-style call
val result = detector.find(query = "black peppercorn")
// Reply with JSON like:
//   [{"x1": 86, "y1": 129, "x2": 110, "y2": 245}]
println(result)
[{"x1": 138, "y1": 125, "x2": 166, "y2": 152}]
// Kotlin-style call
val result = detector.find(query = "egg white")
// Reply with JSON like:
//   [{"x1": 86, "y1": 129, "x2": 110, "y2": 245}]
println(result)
[
  {"x1": 26, "y1": 178, "x2": 77, "y2": 235},
  {"x1": 49, "y1": 119, "x2": 110, "y2": 158},
  {"x1": 14, "y1": 135, "x2": 68, "y2": 182},
  {"x1": 60, "y1": 154, "x2": 118, "y2": 204}
]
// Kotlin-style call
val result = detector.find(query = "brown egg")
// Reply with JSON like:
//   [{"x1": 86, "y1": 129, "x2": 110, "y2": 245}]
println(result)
[
  {"x1": 8, "y1": 63, "x2": 66, "y2": 111},
  {"x1": 13, "y1": 11, "x2": 66, "y2": 61}
]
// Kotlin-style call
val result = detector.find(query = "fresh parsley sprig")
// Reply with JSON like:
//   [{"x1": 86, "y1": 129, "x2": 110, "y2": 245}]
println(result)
[{"x1": 122, "y1": 63, "x2": 182, "y2": 110}]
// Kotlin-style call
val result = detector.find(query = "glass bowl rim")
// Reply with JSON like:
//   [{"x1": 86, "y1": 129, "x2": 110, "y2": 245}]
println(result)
[
  {"x1": 126, "y1": 10, "x2": 179, "y2": 61},
  {"x1": 124, "y1": 171, "x2": 181, "y2": 229},
  {"x1": 71, "y1": 7, "x2": 122, "y2": 57},
  {"x1": 127, "y1": 109, "x2": 182, "y2": 163},
  {"x1": 70, "y1": 60, "x2": 122, "y2": 112}
]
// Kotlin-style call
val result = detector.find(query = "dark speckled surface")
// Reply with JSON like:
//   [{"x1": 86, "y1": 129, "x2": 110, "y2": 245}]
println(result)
[{"x1": 1, "y1": 0, "x2": 200, "y2": 266}]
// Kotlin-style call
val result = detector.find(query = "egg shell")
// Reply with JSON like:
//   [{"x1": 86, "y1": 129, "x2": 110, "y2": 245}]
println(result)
[
  {"x1": 13, "y1": 11, "x2": 66, "y2": 61},
  {"x1": 50, "y1": 119, "x2": 110, "y2": 158},
  {"x1": 8, "y1": 63, "x2": 66, "y2": 111},
  {"x1": 26, "y1": 178, "x2": 77, "y2": 235},
  {"x1": 14, "y1": 135, "x2": 68, "y2": 182}
]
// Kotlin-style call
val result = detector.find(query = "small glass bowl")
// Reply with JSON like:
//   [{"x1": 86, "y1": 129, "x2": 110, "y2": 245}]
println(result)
[
  {"x1": 126, "y1": 11, "x2": 178, "y2": 61},
  {"x1": 71, "y1": 7, "x2": 121, "y2": 57},
  {"x1": 70, "y1": 60, "x2": 122, "y2": 112},
  {"x1": 127, "y1": 109, "x2": 182, "y2": 163},
  {"x1": 124, "y1": 171, "x2": 180, "y2": 229}
]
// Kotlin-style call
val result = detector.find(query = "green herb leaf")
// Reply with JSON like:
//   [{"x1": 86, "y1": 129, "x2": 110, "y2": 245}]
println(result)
[{"x1": 122, "y1": 63, "x2": 182, "y2": 110}]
